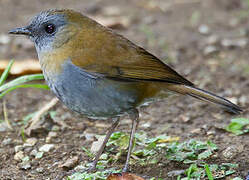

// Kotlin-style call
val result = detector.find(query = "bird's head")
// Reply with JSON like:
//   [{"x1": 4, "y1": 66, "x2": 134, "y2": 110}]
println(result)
[{"x1": 9, "y1": 9, "x2": 95, "y2": 54}]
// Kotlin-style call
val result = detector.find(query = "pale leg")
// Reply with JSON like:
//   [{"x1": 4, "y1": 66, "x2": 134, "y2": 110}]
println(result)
[
  {"x1": 122, "y1": 109, "x2": 139, "y2": 172},
  {"x1": 88, "y1": 117, "x2": 120, "y2": 172}
]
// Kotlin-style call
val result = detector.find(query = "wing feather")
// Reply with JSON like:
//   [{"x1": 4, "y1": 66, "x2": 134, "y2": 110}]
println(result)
[{"x1": 70, "y1": 27, "x2": 193, "y2": 86}]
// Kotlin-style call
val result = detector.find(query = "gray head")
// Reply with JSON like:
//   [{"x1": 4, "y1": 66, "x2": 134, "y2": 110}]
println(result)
[{"x1": 9, "y1": 9, "x2": 84, "y2": 53}]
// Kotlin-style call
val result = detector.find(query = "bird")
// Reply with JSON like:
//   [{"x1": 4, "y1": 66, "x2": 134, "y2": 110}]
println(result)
[{"x1": 9, "y1": 9, "x2": 242, "y2": 172}]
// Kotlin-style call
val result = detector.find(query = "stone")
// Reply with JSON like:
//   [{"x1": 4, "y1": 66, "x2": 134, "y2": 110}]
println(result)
[
  {"x1": 59, "y1": 156, "x2": 79, "y2": 169},
  {"x1": 14, "y1": 151, "x2": 25, "y2": 161},
  {"x1": 2, "y1": 138, "x2": 12, "y2": 146},
  {"x1": 24, "y1": 138, "x2": 38, "y2": 147},
  {"x1": 19, "y1": 161, "x2": 31, "y2": 170},
  {"x1": 203, "y1": 45, "x2": 219, "y2": 56},
  {"x1": 39, "y1": 144, "x2": 55, "y2": 152},
  {"x1": 198, "y1": 24, "x2": 210, "y2": 35},
  {"x1": 91, "y1": 136, "x2": 105, "y2": 154},
  {"x1": 14, "y1": 145, "x2": 23, "y2": 153}
]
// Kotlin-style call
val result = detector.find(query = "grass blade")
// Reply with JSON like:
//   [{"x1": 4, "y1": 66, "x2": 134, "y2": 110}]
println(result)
[
  {"x1": 0, "y1": 74, "x2": 46, "y2": 92},
  {"x1": 0, "y1": 60, "x2": 14, "y2": 86},
  {"x1": 0, "y1": 84, "x2": 49, "y2": 99},
  {"x1": 205, "y1": 164, "x2": 214, "y2": 180},
  {"x1": 187, "y1": 164, "x2": 194, "y2": 179}
]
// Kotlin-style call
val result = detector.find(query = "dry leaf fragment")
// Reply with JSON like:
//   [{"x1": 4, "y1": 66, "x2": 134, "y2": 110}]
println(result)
[{"x1": 59, "y1": 156, "x2": 79, "y2": 169}]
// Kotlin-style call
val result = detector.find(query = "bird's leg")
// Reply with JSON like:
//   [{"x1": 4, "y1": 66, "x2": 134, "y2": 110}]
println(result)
[
  {"x1": 88, "y1": 117, "x2": 120, "y2": 172},
  {"x1": 122, "y1": 109, "x2": 139, "y2": 172}
]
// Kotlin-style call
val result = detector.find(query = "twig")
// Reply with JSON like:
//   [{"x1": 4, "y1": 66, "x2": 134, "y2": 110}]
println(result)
[
  {"x1": 25, "y1": 97, "x2": 59, "y2": 136},
  {"x1": 3, "y1": 100, "x2": 13, "y2": 130}
]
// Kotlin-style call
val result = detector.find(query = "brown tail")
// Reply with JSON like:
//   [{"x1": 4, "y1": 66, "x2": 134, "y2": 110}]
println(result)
[{"x1": 166, "y1": 84, "x2": 242, "y2": 114}]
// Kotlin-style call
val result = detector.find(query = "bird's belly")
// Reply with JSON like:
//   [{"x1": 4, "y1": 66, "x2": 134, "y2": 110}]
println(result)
[{"x1": 44, "y1": 62, "x2": 140, "y2": 119}]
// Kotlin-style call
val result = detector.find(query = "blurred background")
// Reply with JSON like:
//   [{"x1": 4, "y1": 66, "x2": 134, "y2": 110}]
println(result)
[{"x1": 0, "y1": 0, "x2": 249, "y2": 179}]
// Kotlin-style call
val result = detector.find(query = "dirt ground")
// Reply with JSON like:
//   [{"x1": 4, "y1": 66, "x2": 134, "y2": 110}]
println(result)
[{"x1": 0, "y1": 0, "x2": 249, "y2": 179}]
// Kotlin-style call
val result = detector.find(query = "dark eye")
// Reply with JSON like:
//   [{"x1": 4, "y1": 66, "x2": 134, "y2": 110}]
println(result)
[{"x1": 45, "y1": 24, "x2": 56, "y2": 34}]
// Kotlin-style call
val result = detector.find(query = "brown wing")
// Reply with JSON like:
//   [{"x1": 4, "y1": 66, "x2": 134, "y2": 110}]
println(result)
[{"x1": 70, "y1": 23, "x2": 193, "y2": 86}]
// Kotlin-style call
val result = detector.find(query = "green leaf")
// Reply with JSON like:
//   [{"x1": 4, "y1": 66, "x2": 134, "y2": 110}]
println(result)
[
  {"x1": 0, "y1": 74, "x2": 46, "y2": 92},
  {"x1": 204, "y1": 164, "x2": 214, "y2": 180},
  {"x1": 207, "y1": 140, "x2": 218, "y2": 151},
  {"x1": 225, "y1": 118, "x2": 249, "y2": 135},
  {"x1": 221, "y1": 163, "x2": 238, "y2": 168},
  {"x1": 232, "y1": 118, "x2": 249, "y2": 125},
  {"x1": 198, "y1": 150, "x2": 212, "y2": 160},
  {"x1": 68, "y1": 168, "x2": 120, "y2": 180},
  {"x1": 81, "y1": 147, "x2": 94, "y2": 158},
  {"x1": 0, "y1": 60, "x2": 14, "y2": 86}
]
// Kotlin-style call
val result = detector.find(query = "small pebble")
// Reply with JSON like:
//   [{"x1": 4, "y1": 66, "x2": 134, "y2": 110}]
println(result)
[
  {"x1": 35, "y1": 151, "x2": 44, "y2": 159},
  {"x1": 2, "y1": 138, "x2": 12, "y2": 146},
  {"x1": 14, "y1": 151, "x2": 25, "y2": 161},
  {"x1": 30, "y1": 149, "x2": 38, "y2": 157},
  {"x1": 36, "y1": 167, "x2": 44, "y2": 173},
  {"x1": 91, "y1": 136, "x2": 105, "y2": 154},
  {"x1": 198, "y1": 24, "x2": 210, "y2": 35},
  {"x1": 167, "y1": 170, "x2": 185, "y2": 177},
  {"x1": 179, "y1": 114, "x2": 190, "y2": 122},
  {"x1": 141, "y1": 122, "x2": 151, "y2": 128},
  {"x1": 48, "y1": 131, "x2": 57, "y2": 138},
  {"x1": 22, "y1": 156, "x2": 30, "y2": 162},
  {"x1": 207, "y1": 130, "x2": 215, "y2": 136},
  {"x1": 59, "y1": 156, "x2": 79, "y2": 169},
  {"x1": 24, "y1": 147, "x2": 33, "y2": 153},
  {"x1": 203, "y1": 45, "x2": 219, "y2": 56},
  {"x1": 0, "y1": 34, "x2": 10, "y2": 44},
  {"x1": 14, "y1": 145, "x2": 23, "y2": 153},
  {"x1": 221, "y1": 38, "x2": 247, "y2": 48},
  {"x1": 46, "y1": 132, "x2": 58, "y2": 142},
  {"x1": 39, "y1": 144, "x2": 55, "y2": 152},
  {"x1": 191, "y1": 128, "x2": 201, "y2": 134},
  {"x1": 24, "y1": 138, "x2": 38, "y2": 146},
  {"x1": 239, "y1": 95, "x2": 247, "y2": 106},
  {"x1": 19, "y1": 161, "x2": 31, "y2": 170},
  {"x1": 82, "y1": 133, "x2": 95, "y2": 141},
  {"x1": 205, "y1": 34, "x2": 219, "y2": 45}
]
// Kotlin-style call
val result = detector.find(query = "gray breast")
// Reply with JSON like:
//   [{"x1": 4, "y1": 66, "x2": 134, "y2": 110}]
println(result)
[{"x1": 44, "y1": 60, "x2": 139, "y2": 119}]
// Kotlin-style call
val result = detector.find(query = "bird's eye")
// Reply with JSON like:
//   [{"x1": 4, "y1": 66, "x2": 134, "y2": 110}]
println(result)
[{"x1": 44, "y1": 24, "x2": 56, "y2": 34}]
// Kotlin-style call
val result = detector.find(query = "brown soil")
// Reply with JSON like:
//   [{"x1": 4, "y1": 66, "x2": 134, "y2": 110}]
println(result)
[{"x1": 0, "y1": 0, "x2": 248, "y2": 179}]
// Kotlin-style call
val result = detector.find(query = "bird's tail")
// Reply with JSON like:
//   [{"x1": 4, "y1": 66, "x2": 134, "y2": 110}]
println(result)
[{"x1": 166, "y1": 84, "x2": 242, "y2": 114}]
